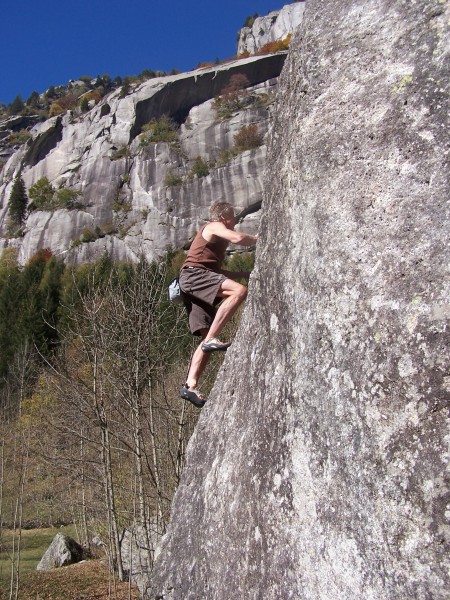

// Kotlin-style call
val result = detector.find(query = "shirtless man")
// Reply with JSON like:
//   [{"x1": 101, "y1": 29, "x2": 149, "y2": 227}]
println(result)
[{"x1": 179, "y1": 202, "x2": 257, "y2": 407}]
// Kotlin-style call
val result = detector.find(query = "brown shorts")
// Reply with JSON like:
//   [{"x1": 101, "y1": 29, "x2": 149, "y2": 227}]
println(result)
[{"x1": 179, "y1": 267, "x2": 226, "y2": 336}]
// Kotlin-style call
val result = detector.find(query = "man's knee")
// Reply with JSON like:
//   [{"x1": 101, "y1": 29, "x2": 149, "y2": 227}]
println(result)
[
  {"x1": 220, "y1": 279, "x2": 248, "y2": 302},
  {"x1": 235, "y1": 284, "x2": 247, "y2": 302}
]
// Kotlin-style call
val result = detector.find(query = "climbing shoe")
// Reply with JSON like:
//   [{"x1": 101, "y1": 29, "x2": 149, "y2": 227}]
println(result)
[
  {"x1": 201, "y1": 338, "x2": 231, "y2": 353},
  {"x1": 179, "y1": 384, "x2": 206, "y2": 408}
]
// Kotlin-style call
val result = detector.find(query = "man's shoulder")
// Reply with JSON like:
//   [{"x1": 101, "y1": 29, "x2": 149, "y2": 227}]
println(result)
[
  {"x1": 202, "y1": 221, "x2": 219, "y2": 240},
  {"x1": 203, "y1": 221, "x2": 220, "y2": 231},
  {"x1": 204, "y1": 221, "x2": 228, "y2": 236}
]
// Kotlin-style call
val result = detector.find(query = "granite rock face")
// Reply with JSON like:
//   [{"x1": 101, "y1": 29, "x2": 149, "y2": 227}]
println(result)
[
  {"x1": 0, "y1": 55, "x2": 284, "y2": 265},
  {"x1": 146, "y1": 0, "x2": 449, "y2": 598},
  {"x1": 238, "y1": 1, "x2": 306, "y2": 55},
  {"x1": 121, "y1": 522, "x2": 162, "y2": 593},
  {"x1": 0, "y1": 115, "x2": 39, "y2": 162}
]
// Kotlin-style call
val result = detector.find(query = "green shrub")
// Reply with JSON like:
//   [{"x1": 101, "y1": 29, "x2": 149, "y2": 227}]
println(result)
[
  {"x1": 81, "y1": 228, "x2": 97, "y2": 243},
  {"x1": 8, "y1": 130, "x2": 32, "y2": 145},
  {"x1": 119, "y1": 77, "x2": 132, "y2": 98},
  {"x1": 56, "y1": 188, "x2": 83, "y2": 209},
  {"x1": 29, "y1": 178, "x2": 82, "y2": 211},
  {"x1": 140, "y1": 115, "x2": 179, "y2": 146},
  {"x1": 113, "y1": 198, "x2": 132, "y2": 214},
  {"x1": 138, "y1": 68, "x2": 156, "y2": 80},
  {"x1": 37, "y1": 109, "x2": 49, "y2": 121},
  {"x1": 233, "y1": 124, "x2": 264, "y2": 152},
  {"x1": 80, "y1": 97, "x2": 89, "y2": 112},
  {"x1": 84, "y1": 90, "x2": 102, "y2": 105},
  {"x1": 49, "y1": 103, "x2": 64, "y2": 117},
  {"x1": 118, "y1": 223, "x2": 134, "y2": 238},
  {"x1": 28, "y1": 177, "x2": 55, "y2": 211},
  {"x1": 48, "y1": 93, "x2": 78, "y2": 117},
  {"x1": 217, "y1": 150, "x2": 234, "y2": 166},
  {"x1": 252, "y1": 92, "x2": 276, "y2": 109},
  {"x1": 100, "y1": 221, "x2": 118, "y2": 235},
  {"x1": 164, "y1": 169, "x2": 183, "y2": 187},
  {"x1": 190, "y1": 156, "x2": 210, "y2": 178}
]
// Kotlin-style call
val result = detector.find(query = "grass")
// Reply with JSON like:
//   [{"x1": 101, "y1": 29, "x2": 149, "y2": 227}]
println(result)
[
  {"x1": 0, "y1": 526, "x2": 77, "y2": 582},
  {"x1": 0, "y1": 526, "x2": 138, "y2": 599}
]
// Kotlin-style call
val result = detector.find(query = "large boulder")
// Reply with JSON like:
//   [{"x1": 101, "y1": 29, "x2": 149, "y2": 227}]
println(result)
[
  {"x1": 36, "y1": 533, "x2": 84, "y2": 571},
  {"x1": 145, "y1": 0, "x2": 449, "y2": 598}
]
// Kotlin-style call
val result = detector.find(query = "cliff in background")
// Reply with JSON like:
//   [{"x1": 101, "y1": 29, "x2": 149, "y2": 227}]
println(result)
[
  {"x1": 0, "y1": 55, "x2": 282, "y2": 264},
  {"x1": 0, "y1": 3, "x2": 305, "y2": 266},
  {"x1": 146, "y1": 0, "x2": 449, "y2": 598}
]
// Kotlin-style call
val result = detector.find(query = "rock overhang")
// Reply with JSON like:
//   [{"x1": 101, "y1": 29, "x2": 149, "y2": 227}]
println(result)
[{"x1": 129, "y1": 53, "x2": 287, "y2": 141}]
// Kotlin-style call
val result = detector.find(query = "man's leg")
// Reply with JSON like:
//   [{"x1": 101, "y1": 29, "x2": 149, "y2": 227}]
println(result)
[
  {"x1": 205, "y1": 278, "x2": 247, "y2": 341},
  {"x1": 186, "y1": 328, "x2": 210, "y2": 393},
  {"x1": 184, "y1": 279, "x2": 247, "y2": 394}
]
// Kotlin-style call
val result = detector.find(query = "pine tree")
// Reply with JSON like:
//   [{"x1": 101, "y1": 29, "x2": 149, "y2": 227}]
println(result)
[
  {"x1": 8, "y1": 95, "x2": 24, "y2": 115},
  {"x1": 0, "y1": 249, "x2": 22, "y2": 377},
  {"x1": 46, "y1": 86, "x2": 56, "y2": 99},
  {"x1": 26, "y1": 91, "x2": 40, "y2": 108},
  {"x1": 18, "y1": 249, "x2": 63, "y2": 360},
  {"x1": 7, "y1": 173, "x2": 28, "y2": 234}
]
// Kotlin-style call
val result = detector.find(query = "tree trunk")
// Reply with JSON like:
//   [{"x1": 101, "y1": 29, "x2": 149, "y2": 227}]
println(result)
[{"x1": 93, "y1": 349, "x2": 124, "y2": 581}]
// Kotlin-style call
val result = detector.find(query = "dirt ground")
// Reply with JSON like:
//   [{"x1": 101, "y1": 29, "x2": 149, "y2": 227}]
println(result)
[{"x1": 0, "y1": 558, "x2": 140, "y2": 600}]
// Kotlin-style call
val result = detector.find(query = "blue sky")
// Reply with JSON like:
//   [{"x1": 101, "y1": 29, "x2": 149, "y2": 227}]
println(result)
[{"x1": 1, "y1": 0, "x2": 287, "y2": 106}]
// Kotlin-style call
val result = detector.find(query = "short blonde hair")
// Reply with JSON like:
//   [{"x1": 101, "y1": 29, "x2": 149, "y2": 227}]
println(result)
[{"x1": 209, "y1": 202, "x2": 234, "y2": 221}]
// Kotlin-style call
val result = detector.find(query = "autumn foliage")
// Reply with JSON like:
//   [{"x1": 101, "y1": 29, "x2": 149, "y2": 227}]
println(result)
[
  {"x1": 233, "y1": 124, "x2": 264, "y2": 152},
  {"x1": 213, "y1": 74, "x2": 251, "y2": 119},
  {"x1": 256, "y1": 34, "x2": 292, "y2": 55}
]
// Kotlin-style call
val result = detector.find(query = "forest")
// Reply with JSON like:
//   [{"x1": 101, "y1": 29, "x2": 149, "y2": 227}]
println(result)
[{"x1": 0, "y1": 246, "x2": 253, "y2": 595}]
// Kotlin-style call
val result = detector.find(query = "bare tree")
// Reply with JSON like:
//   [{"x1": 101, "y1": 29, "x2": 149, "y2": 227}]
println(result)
[{"x1": 38, "y1": 258, "x2": 198, "y2": 578}]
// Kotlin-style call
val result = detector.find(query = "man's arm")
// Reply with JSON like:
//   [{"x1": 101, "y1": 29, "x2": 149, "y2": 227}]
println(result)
[{"x1": 203, "y1": 221, "x2": 258, "y2": 246}]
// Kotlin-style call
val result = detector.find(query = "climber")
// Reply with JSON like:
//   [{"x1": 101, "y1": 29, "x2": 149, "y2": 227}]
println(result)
[{"x1": 179, "y1": 202, "x2": 257, "y2": 408}]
